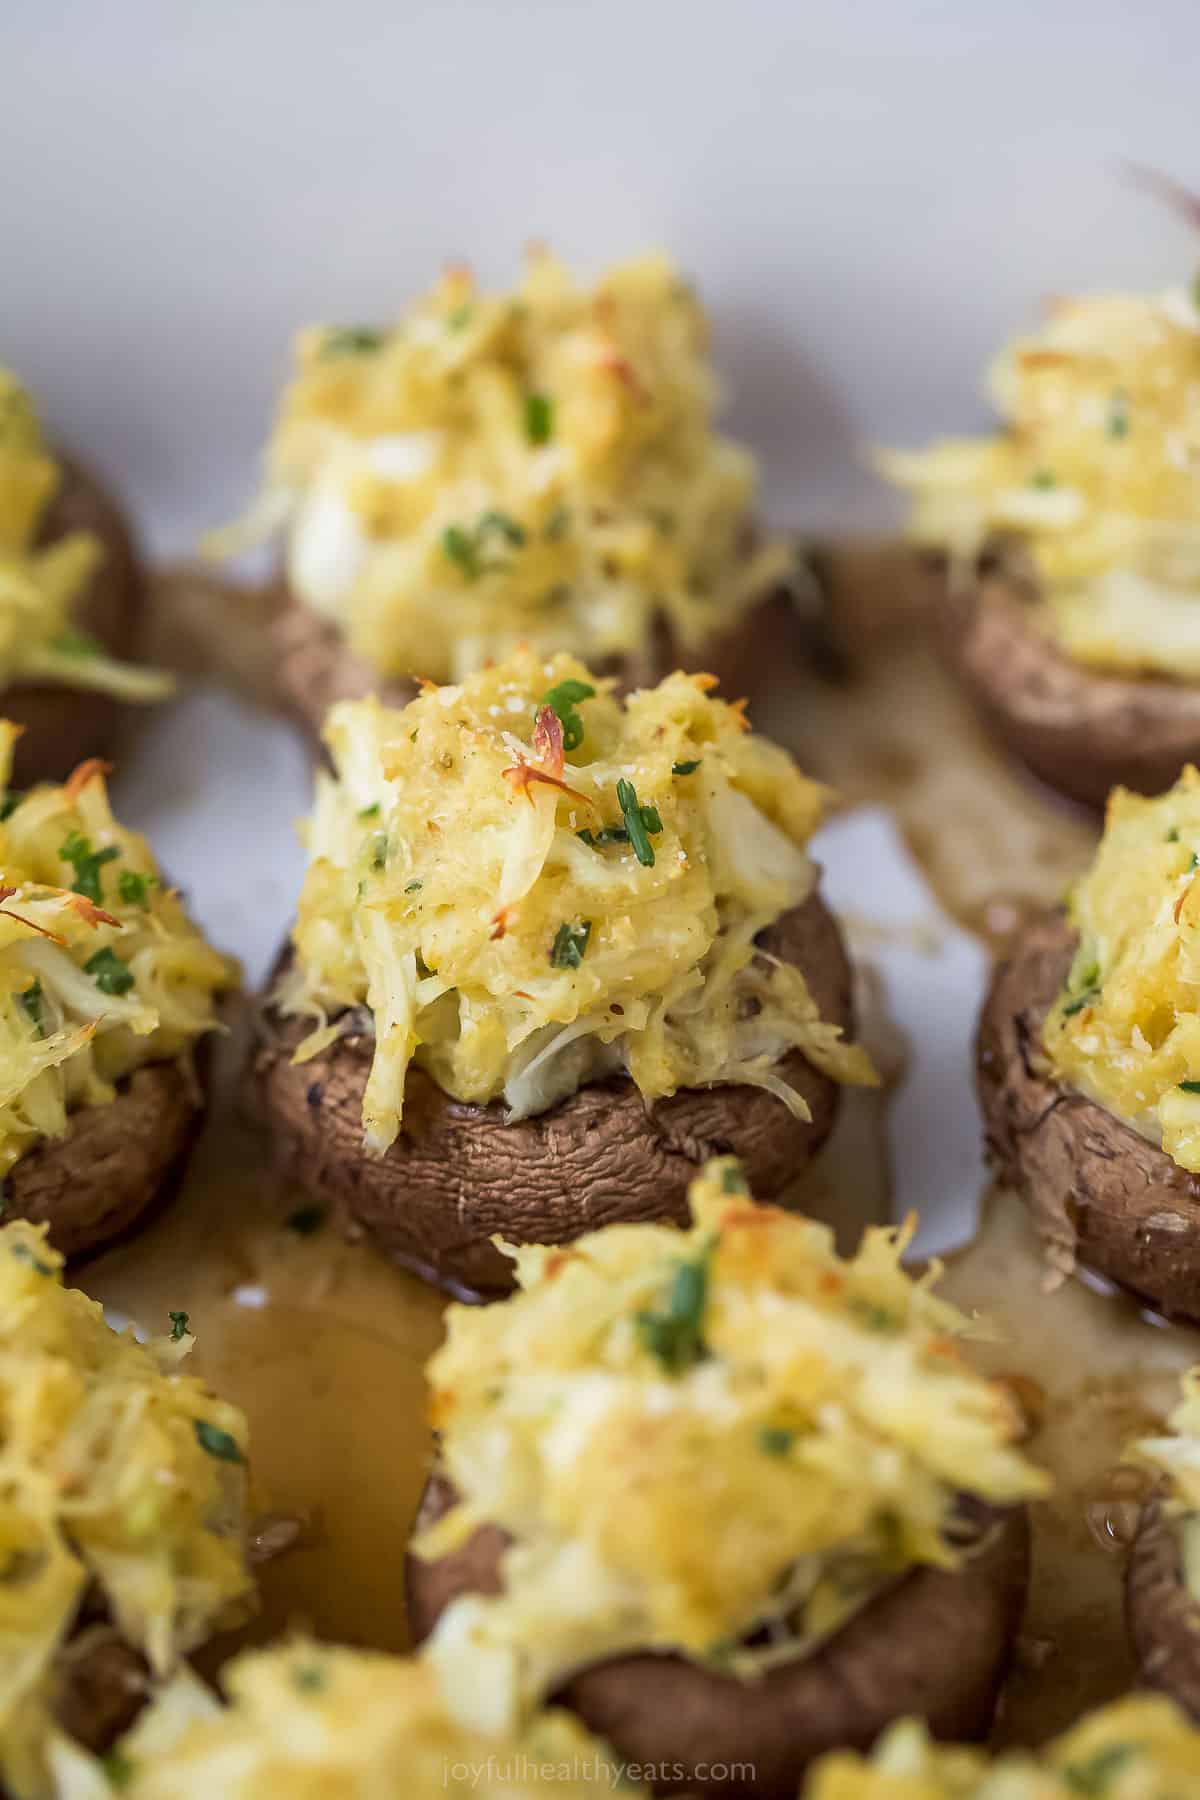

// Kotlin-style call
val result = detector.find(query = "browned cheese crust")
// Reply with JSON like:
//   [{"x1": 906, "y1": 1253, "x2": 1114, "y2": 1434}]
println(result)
[
  {"x1": 940, "y1": 568, "x2": 1200, "y2": 811},
  {"x1": 271, "y1": 583, "x2": 803, "y2": 750},
  {"x1": 977, "y1": 909, "x2": 1200, "y2": 1319},
  {"x1": 6, "y1": 1058, "x2": 204, "y2": 1262},
  {"x1": 406, "y1": 1472, "x2": 1030, "y2": 1800},
  {"x1": 10, "y1": 453, "x2": 146, "y2": 787},
  {"x1": 253, "y1": 891, "x2": 854, "y2": 1298},
  {"x1": 1126, "y1": 1490, "x2": 1200, "y2": 1722}
]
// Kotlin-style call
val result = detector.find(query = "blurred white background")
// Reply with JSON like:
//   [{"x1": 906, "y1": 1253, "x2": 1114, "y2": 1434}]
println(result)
[{"x1": 4, "y1": 0, "x2": 1198, "y2": 549}]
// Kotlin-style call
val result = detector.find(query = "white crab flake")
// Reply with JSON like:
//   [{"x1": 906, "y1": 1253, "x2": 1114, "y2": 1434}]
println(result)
[{"x1": 505, "y1": 695, "x2": 528, "y2": 714}]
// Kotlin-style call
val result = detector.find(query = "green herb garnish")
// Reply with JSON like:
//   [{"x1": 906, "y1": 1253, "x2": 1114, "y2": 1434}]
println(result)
[
  {"x1": 321, "y1": 326, "x2": 383, "y2": 357},
  {"x1": 100, "y1": 1750, "x2": 136, "y2": 1789},
  {"x1": 1106, "y1": 389, "x2": 1130, "y2": 439},
  {"x1": 404, "y1": 879, "x2": 423, "y2": 893},
  {"x1": 118, "y1": 870, "x2": 156, "y2": 909},
  {"x1": 635, "y1": 1246, "x2": 714, "y2": 1374},
  {"x1": 358, "y1": 803, "x2": 380, "y2": 819},
  {"x1": 616, "y1": 778, "x2": 660, "y2": 867},
  {"x1": 550, "y1": 919, "x2": 591, "y2": 969},
  {"x1": 53, "y1": 627, "x2": 102, "y2": 659},
  {"x1": 525, "y1": 391, "x2": 554, "y2": 444},
  {"x1": 370, "y1": 834, "x2": 389, "y2": 871},
  {"x1": 11, "y1": 1242, "x2": 51, "y2": 1275},
  {"x1": 446, "y1": 304, "x2": 473, "y2": 332},
  {"x1": 84, "y1": 947, "x2": 135, "y2": 996},
  {"x1": 577, "y1": 826, "x2": 629, "y2": 849},
  {"x1": 442, "y1": 523, "x2": 481, "y2": 581},
  {"x1": 1031, "y1": 468, "x2": 1057, "y2": 490},
  {"x1": 1062, "y1": 1743, "x2": 1135, "y2": 1795},
  {"x1": 851, "y1": 1299, "x2": 898, "y2": 1332},
  {"x1": 1062, "y1": 988, "x2": 1100, "y2": 1017},
  {"x1": 18, "y1": 981, "x2": 42, "y2": 1033},
  {"x1": 59, "y1": 831, "x2": 120, "y2": 904},
  {"x1": 0, "y1": 790, "x2": 21, "y2": 821},
  {"x1": 478, "y1": 510, "x2": 526, "y2": 548},
  {"x1": 168, "y1": 1310, "x2": 190, "y2": 1341},
  {"x1": 1180, "y1": 1081, "x2": 1200, "y2": 1095},
  {"x1": 292, "y1": 1662, "x2": 327, "y2": 1693},
  {"x1": 758, "y1": 1426, "x2": 794, "y2": 1457},
  {"x1": 1168, "y1": 827, "x2": 1181, "y2": 842},
  {"x1": 540, "y1": 678, "x2": 595, "y2": 753},
  {"x1": 193, "y1": 1419, "x2": 246, "y2": 1465},
  {"x1": 672, "y1": 759, "x2": 701, "y2": 776},
  {"x1": 720, "y1": 1163, "x2": 748, "y2": 1195}
]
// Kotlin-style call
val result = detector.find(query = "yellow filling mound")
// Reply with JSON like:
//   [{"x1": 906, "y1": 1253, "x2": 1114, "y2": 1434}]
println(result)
[
  {"x1": 0, "y1": 1223, "x2": 253, "y2": 1799},
  {"x1": 807, "y1": 1696, "x2": 1200, "y2": 1797},
  {"x1": 53, "y1": 1642, "x2": 639, "y2": 1800},
  {"x1": 880, "y1": 286, "x2": 1200, "y2": 680},
  {"x1": 414, "y1": 1158, "x2": 1048, "y2": 1735},
  {"x1": 0, "y1": 731, "x2": 237, "y2": 1179},
  {"x1": 280, "y1": 649, "x2": 875, "y2": 1152},
  {"x1": 0, "y1": 370, "x2": 169, "y2": 702},
  {"x1": 211, "y1": 251, "x2": 791, "y2": 683},
  {"x1": 1044, "y1": 767, "x2": 1200, "y2": 1173}
]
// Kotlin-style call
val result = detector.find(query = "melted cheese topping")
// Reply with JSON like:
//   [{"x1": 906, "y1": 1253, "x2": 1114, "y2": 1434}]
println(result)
[
  {"x1": 281, "y1": 649, "x2": 875, "y2": 1151},
  {"x1": 880, "y1": 287, "x2": 1200, "y2": 680},
  {"x1": 0, "y1": 1223, "x2": 253, "y2": 1799},
  {"x1": 0, "y1": 730, "x2": 237, "y2": 1179},
  {"x1": 413, "y1": 1159, "x2": 1048, "y2": 1735},
  {"x1": 1043, "y1": 767, "x2": 1200, "y2": 1173},
  {"x1": 0, "y1": 371, "x2": 170, "y2": 702},
  {"x1": 806, "y1": 1696, "x2": 1200, "y2": 1798},
  {"x1": 53, "y1": 1643, "x2": 640, "y2": 1800},
  {"x1": 210, "y1": 252, "x2": 791, "y2": 683}
]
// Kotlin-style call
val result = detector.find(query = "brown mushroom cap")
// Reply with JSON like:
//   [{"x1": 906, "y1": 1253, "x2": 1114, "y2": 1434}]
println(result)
[
  {"x1": 940, "y1": 567, "x2": 1200, "y2": 811},
  {"x1": 1127, "y1": 1491, "x2": 1200, "y2": 1720},
  {"x1": 977, "y1": 909, "x2": 1200, "y2": 1319},
  {"x1": 5, "y1": 1057, "x2": 205, "y2": 1262},
  {"x1": 270, "y1": 581, "x2": 803, "y2": 750},
  {"x1": 253, "y1": 890, "x2": 855, "y2": 1299},
  {"x1": 51, "y1": 1628, "x2": 150, "y2": 1755},
  {"x1": 9, "y1": 452, "x2": 146, "y2": 788},
  {"x1": 406, "y1": 1472, "x2": 1030, "y2": 1800}
]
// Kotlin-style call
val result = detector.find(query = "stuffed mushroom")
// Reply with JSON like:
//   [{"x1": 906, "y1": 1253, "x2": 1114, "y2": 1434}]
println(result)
[
  {"x1": 881, "y1": 282, "x2": 1200, "y2": 808},
  {"x1": 52, "y1": 1639, "x2": 641, "y2": 1799},
  {"x1": 978, "y1": 767, "x2": 1200, "y2": 1318},
  {"x1": 0, "y1": 369, "x2": 171, "y2": 785},
  {"x1": 209, "y1": 250, "x2": 799, "y2": 734},
  {"x1": 405, "y1": 1158, "x2": 1045, "y2": 1799},
  {"x1": 253, "y1": 649, "x2": 876, "y2": 1295},
  {"x1": 0, "y1": 735, "x2": 237, "y2": 1257},
  {"x1": 1126, "y1": 1367, "x2": 1200, "y2": 1720},
  {"x1": 803, "y1": 1693, "x2": 1200, "y2": 1797},
  {"x1": 0, "y1": 1220, "x2": 255, "y2": 1799}
]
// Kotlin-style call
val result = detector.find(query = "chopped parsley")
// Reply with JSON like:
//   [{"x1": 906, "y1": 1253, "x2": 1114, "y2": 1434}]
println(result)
[
  {"x1": 100, "y1": 1750, "x2": 136, "y2": 1789},
  {"x1": 1106, "y1": 388, "x2": 1130, "y2": 439},
  {"x1": 59, "y1": 831, "x2": 120, "y2": 904},
  {"x1": 1062, "y1": 1742, "x2": 1136, "y2": 1795},
  {"x1": 357, "y1": 803, "x2": 380, "y2": 819},
  {"x1": 118, "y1": 870, "x2": 156, "y2": 909},
  {"x1": 84, "y1": 947, "x2": 135, "y2": 996},
  {"x1": 18, "y1": 980, "x2": 42, "y2": 1033},
  {"x1": 168, "y1": 1310, "x2": 190, "y2": 1341},
  {"x1": 1180, "y1": 1080, "x2": 1200, "y2": 1095},
  {"x1": 636, "y1": 1246, "x2": 714, "y2": 1374},
  {"x1": 757, "y1": 1426, "x2": 795, "y2": 1457},
  {"x1": 442, "y1": 512, "x2": 526, "y2": 581},
  {"x1": 0, "y1": 790, "x2": 21, "y2": 821},
  {"x1": 192, "y1": 1419, "x2": 246, "y2": 1464},
  {"x1": 286, "y1": 1203, "x2": 327, "y2": 1235},
  {"x1": 550, "y1": 919, "x2": 591, "y2": 969},
  {"x1": 525, "y1": 391, "x2": 554, "y2": 444},
  {"x1": 672, "y1": 759, "x2": 701, "y2": 776},
  {"x1": 321, "y1": 326, "x2": 383, "y2": 357},
  {"x1": 540, "y1": 678, "x2": 595, "y2": 753},
  {"x1": 616, "y1": 778, "x2": 661, "y2": 867},
  {"x1": 11, "y1": 1242, "x2": 51, "y2": 1276},
  {"x1": 1062, "y1": 988, "x2": 1100, "y2": 1018},
  {"x1": 1031, "y1": 468, "x2": 1057, "y2": 490}
]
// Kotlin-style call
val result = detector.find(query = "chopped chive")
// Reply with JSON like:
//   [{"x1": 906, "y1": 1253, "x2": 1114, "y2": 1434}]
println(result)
[
  {"x1": 321, "y1": 326, "x2": 383, "y2": 357},
  {"x1": 616, "y1": 778, "x2": 662, "y2": 867},
  {"x1": 84, "y1": 948, "x2": 135, "y2": 996},
  {"x1": 525, "y1": 392, "x2": 554, "y2": 445},
  {"x1": 1180, "y1": 1081, "x2": 1200, "y2": 1095},
  {"x1": 672, "y1": 759, "x2": 701, "y2": 776},
  {"x1": 1031, "y1": 469, "x2": 1057, "y2": 490},
  {"x1": 635, "y1": 1246, "x2": 715, "y2": 1374},
  {"x1": 193, "y1": 1419, "x2": 246, "y2": 1464},
  {"x1": 550, "y1": 919, "x2": 591, "y2": 969},
  {"x1": 540, "y1": 678, "x2": 595, "y2": 754},
  {"x1": 168, "y1": 1310, "x2": 190, "y2": 1341},
  {"x1": 118, "y1": 870, "x2": 156, "y2": 909},
  {"x1": 18, "y1": 980, "x2": 42, "y2": 1033},
  {"x1": 758, "y1": 1426, "x2": 794, "y2": 1457},
  {"x1": 59, "y1": 831, "x2": 120, "y2": 904}
]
